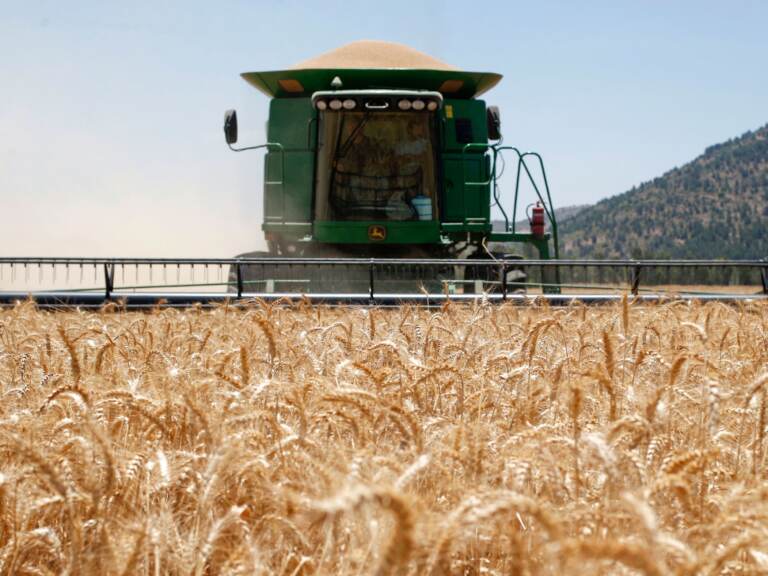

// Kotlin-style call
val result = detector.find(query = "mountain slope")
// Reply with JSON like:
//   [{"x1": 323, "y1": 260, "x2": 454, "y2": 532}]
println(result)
[
  {"x1": 493, "y1": 204, "x2": 590, "y2": 232},
  {"x1": 560, "y1": 124, "x2": 768, "y2": 259}
]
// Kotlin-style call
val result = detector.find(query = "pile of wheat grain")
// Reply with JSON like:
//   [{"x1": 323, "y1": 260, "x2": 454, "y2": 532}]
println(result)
[
  {"x1": 290, "y1": 40, "x2": 458, "y2": 70},
  {"x1": 1, "y1": 298, "x2": 767, "y2": 575}
]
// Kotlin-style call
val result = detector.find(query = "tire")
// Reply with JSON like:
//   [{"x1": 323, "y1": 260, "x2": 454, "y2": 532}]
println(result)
[
  {"x1": 502, "y1": 254, "x2": 527, "y2": 294},
  {"x1": 463, "y1": 254, "x2": 527, "y2": 294}
]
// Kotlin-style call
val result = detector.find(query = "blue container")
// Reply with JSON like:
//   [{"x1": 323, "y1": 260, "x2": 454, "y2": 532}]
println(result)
[{"x1": 411, "y1": 196, "x2": 432, "y2": 221}]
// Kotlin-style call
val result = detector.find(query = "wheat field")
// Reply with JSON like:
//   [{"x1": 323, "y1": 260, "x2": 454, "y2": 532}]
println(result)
[{"x1": 1, "y1": 298, "x2": 767, "y2": 575}]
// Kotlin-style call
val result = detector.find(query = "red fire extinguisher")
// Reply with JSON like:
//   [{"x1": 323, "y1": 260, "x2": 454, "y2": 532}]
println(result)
[{"x1": 529, "y1": 202, "x2": 546, "y2": 237}]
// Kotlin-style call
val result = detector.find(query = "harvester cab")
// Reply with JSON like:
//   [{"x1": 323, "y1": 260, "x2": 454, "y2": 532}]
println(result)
[{"x1": 225, "y1": 40, "x2": 560, "y2": 294}]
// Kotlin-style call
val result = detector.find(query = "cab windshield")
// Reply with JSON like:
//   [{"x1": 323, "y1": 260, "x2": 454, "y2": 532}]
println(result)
[{"x1": 314, "y1": 111, "x2": 438, "y2": 221}]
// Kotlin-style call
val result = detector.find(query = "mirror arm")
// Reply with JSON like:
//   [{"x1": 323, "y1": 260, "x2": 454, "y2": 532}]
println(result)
[
  {"x1": 228, "y1": 143, "x2": 262, "y2": 153},
  {"x1": 227, "y1": 142, "x2": 280, "y2": 153}
]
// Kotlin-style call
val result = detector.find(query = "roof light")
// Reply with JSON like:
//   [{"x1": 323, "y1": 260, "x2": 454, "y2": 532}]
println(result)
[
  {"x1": 412, "y1": 99, "x2": 425, "y2": 111},
  {"x1": 315, "y1": 100, "x2": 328, "y2": 110},
  {"x1": 329, "y1": 99, "x2": 343, "y2": 110},
  {"x1": 438, "y1": 79, "x2": 464, "y2": 93},
  {"x1": 427, "y1": 101, "x2": 438, "y2": 111},
  {"x1": 277, "y1": 79, "x2": 304, "y2": 93},
  {"x1": 398, "y1": 99, "x2": 412, "y2": 111},
  {"x1": 342, "y1": 98, "x2": 356, "y2": 110}
]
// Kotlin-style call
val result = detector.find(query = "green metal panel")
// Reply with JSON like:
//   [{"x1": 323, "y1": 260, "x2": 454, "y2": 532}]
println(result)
[
  {"x1": 264, "y1": 151, "x2": 314, "y2": 223},
  {"x1": 442, "y1": 155, "x2": 490, "y2": 224},
  {"x1": 267, "y1": 98, "x2": 316, "y2": 149},
  {"x1": 263, "y1": 98, "x2": 316, "y2": 225},
  {"x1": 314, "y1": 221, "x2": 440, "y2": 244},
  {"x1": 441, "y1": 99, "x2": 489, "y2": 151},
  {"x1": 242, "y1": 69, "x2": 502, "y2": 99},
  {"x1": 439, "y1": 99, "x2": 491, "y2": 226}
]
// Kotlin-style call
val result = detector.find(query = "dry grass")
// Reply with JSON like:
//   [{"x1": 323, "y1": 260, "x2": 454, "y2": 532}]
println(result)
[{"x1": 1, "y1": 298, "x2": 767, "y2": 575}]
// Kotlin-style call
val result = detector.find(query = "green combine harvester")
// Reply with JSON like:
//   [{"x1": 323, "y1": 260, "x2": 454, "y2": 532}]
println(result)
[
  {"x1": 224, "y1": 40, "x2": 560, "y2": 293},
  {"x1": 2, "y1": 42, "x2": 766, "y2": 307}
]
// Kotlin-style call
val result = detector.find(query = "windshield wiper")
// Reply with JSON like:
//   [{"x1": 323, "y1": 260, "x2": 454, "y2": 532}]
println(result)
[
  {"x1": 330, "y1": 112, "x2": 373, "y2": 210},
  {"x1": 335, "y1": 111, "x2": 373, "y2": 161}
]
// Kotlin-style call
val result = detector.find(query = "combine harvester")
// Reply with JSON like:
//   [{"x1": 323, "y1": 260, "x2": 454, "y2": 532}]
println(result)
[
  {"x1": 223, "y1": 40, "x2": 559, "y2": 295},
  {"x1": 1, "y1": 41, "x2": 767, "y2": 307}
]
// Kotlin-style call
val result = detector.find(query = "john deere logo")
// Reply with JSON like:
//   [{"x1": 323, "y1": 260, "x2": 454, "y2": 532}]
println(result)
[{"x1": 368, "y1": 225, "x2": 386, "y2": 241}]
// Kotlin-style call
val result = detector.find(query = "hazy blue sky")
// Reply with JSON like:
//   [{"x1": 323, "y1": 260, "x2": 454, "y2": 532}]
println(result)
[{"x1": 2, "y1": 0, "x2": 766, "y2": 257}]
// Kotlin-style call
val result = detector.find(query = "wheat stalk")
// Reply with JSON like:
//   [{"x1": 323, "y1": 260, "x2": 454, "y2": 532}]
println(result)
[{"x1": 0, "y1": 300, "x2": 764, "y2": 574}]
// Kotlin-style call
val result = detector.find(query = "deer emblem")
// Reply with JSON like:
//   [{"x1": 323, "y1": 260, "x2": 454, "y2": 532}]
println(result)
[{"x1": 368, "y1": 225, "x2": 386, "y2": 241}]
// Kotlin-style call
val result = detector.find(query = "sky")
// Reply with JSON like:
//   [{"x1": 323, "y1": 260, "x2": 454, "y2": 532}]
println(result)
[{"x1": 1, "y1": 0, "x2": 766, "y2": 257}]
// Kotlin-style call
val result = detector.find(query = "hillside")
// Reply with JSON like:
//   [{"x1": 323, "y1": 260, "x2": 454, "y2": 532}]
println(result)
[
  {"x1": 560, "y1": 124, "x2": 768, "y2": 259},
  {"x1": 493, "y1": 204, "x2": 589, "y2": 232}
]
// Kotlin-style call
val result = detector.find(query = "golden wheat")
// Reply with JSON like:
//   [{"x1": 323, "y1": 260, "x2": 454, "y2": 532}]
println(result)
[{"x1": 0, "y1": 297, "x2": 767, "y2": 574}]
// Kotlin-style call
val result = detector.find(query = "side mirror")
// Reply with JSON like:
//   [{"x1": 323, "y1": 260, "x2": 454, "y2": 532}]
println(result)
[
  {"x1": 487, "y1": 106, "x2": 501, "y2": 141},
  {"x1": 224, "y1": 109, "x2": 238, "y2": 144}
]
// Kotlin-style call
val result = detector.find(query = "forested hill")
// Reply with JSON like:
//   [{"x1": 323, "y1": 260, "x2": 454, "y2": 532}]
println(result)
[
  {"x1": 560, "y1": 124, "x2": 768, "y2": 259},
  {"x1": 493, "y1": 204, "x2": 589, "y2": 232}
]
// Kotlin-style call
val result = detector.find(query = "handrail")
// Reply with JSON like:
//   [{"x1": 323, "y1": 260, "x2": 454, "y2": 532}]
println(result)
[
  {"x1": 459, "y1": 143, "x2": 560, "y2": 260},
  {"x1": 460, "y1": 142, "x2": 496, "y2": 186},
  {"x1": 265, "y1": 143, "x2": 286, "y2": 187},
  {"x1": 499, "y1": 147, "x2": 560, "y2": 261}
]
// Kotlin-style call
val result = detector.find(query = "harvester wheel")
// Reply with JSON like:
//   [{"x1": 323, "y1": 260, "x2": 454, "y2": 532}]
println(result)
[
  {"x1": 463, "y1": 252, "x2": 500, "y2": 294},
  {"x1": 503, "y1": 255, "x2": 527, "y2": 294}
]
